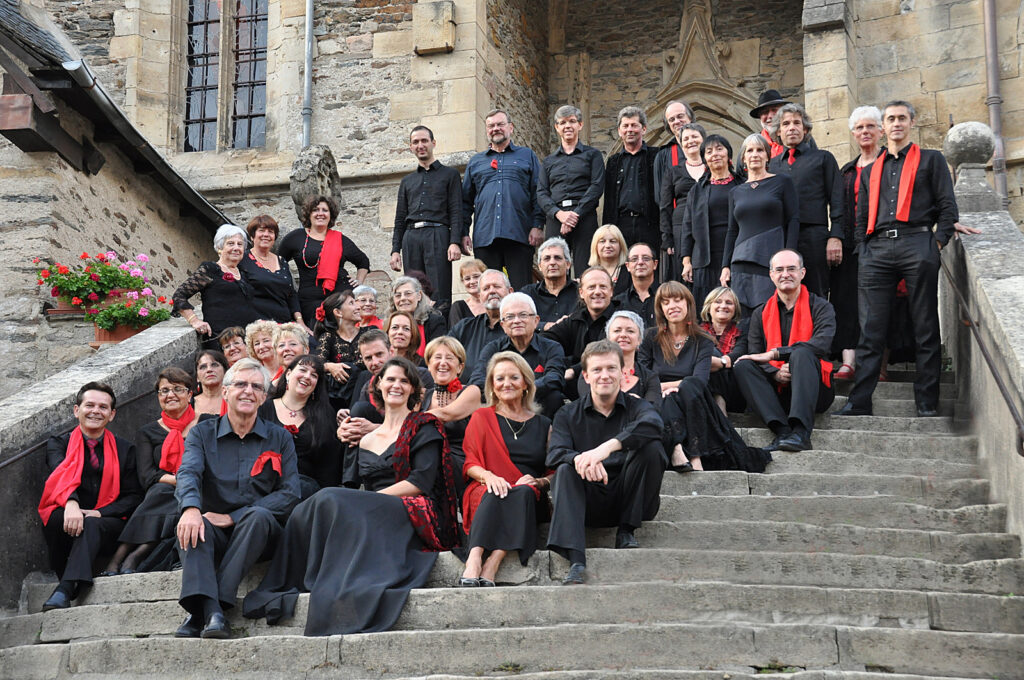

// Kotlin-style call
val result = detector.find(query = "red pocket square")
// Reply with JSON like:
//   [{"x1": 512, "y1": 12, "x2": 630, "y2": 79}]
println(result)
[
  {"x1": 534, "y1": 364, "x2": 544, "y2": 373},
  {"x1": 251, "y1": 450, "x2": 282, "y2": 477}
]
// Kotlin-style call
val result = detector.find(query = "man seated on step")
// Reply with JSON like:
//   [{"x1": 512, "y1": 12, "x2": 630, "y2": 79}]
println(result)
[
  {"x1": 38, "y1": 381, "x2": 142, "y2": 611},
  {"x1": 174, "y1": 358, "x2": 300, "y2": 639},
  {"x1": 546, "y1": 339, "x2": 666, "y2": 585},
  {"x1": 733, "y1": 249, "x2": 836, "y2": 453}
]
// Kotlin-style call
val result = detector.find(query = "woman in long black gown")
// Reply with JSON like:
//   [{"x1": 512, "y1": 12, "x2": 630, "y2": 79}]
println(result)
[
  {"x1": 459, "y1": 352, "x2": 551, "y2": 586},
  {"x1": 660, "y1": 123, "x2": 707, "y2": 283},
  {"x1": 243, "y1": 357, "x2": 459, "y2": 636}
]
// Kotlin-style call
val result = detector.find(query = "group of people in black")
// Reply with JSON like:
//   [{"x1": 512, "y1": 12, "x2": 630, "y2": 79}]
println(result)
[{"x1": 38, "y1": 91, "x2": 969, "y2": 640}]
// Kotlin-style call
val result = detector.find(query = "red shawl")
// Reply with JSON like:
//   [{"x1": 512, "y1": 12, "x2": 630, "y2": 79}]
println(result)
[
  {"x1": 38, "y1": 427, "x2": 120, "y2": 524},
  {"x1": 701, "y1": 321, "x2": 741, "y2": 356},
  {"x1": 761, "y1": 128, "x2": 785, "y2": 159},
  {"x1": 316, "y1": 230, "x2": 345, "y2": 294},
  {"x1": 392, "y1": 412, "x2": 460, "y2": 551},
  {"x1": 761, "y1": 285, "x2": 831, "y2": 388},
  {"x1": 158, "y1": 405, "x2": 195, "y2": 474},
  {"x1": 461, "y1": 408, "x2": 541, "y2": 533},
  {"x1": 866, "y1": 143, "x2": 920, "y2": 235}
]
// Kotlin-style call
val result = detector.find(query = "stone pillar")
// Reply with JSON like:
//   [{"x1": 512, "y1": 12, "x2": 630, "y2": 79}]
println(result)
[
  {"x1": 945, "y1": 121, "x2": 1001, "y2": 213},
  {"x1": 801, "y1": 0, "x2": 856, "y2": 159}
]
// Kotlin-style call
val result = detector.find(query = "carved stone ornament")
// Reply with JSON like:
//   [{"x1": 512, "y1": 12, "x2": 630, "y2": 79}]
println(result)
[{"x1": 289, "y1": 145, "x2": 344, "y2": 222}]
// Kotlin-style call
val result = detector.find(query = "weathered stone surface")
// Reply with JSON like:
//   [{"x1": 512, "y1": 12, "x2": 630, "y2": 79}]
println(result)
[
  {"x1": 944, "y1": 121, "x2": 996, "y2": 168},
  {"x1": 289, "y1": 144, "x2": 345, "y2": 222}
]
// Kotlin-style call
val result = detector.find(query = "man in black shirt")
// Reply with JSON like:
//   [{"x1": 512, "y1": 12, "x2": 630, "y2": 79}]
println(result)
[
  {"x1": 520, "y1": 237, "x2": 579, "y2": 329},
  {"x1": 613, "y1": 242, "x2": 660, "y2": 328},
  {"x1": 537, "y1": 104, "x2": 605, "y2": 274},
  {"x1": 543, "y1": 267, "x2": 620, "y2": 382},
  {"x1": 734, "y1": 249, "x2": 836, "y2": 452},
  {"x1": 836, "y1": 100, "x2": 959, "y2": 418},
  {"x1": 175, "y1": 358, "x2": 300, "y2": 639},
  {"x1": 604, "y1": 106, "x2": 660, "y2": 248},
  {"x1": 546, "y1": 340, "x2": 665, "y2": 585},
  {"x1": 39, "y1": 382, "x2": 141, "y2": 611},
  {"x1": 390, "y1": 126, "x2": 464, "y2": 311},
  {"x1": 768, "y1": 104, "x2": 844, "y2": 298},
  {"x1": 450, "y1": 269, "x2": 511, "y2": 379}
]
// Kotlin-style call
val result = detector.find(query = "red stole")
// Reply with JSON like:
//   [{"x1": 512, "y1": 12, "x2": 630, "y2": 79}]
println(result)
[
  {"x1": 158, "y1": 405, "x2": 195, "y2": 474},
  {"x1": 866, "y1": 143, "x2": 920, "y2": 235},
  {"x1": 761, "y1": 285, "x2": 831, "y2": 388},
  {"x1": 461, "y1": 408, "x2": 541, "y2": 533},
  {"x1": 316, "y1": 229, "x2": 345, "y2": 294},
  {"x1": 761, "y1": 128, "x2": 785, "y2": 159},
  {"x1": 38, "y1": 428, "x2": 120, "y2": 524},
  {"x1": 219, "y1": 399, "x2": 228, "y2": 416}
]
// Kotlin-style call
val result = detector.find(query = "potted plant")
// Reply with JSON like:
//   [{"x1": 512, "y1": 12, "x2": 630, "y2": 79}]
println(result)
[
  {"x1": 88, "y1": 291, "x2": 173, "y2": 347},
  {"x1": 34, "y1": 251, "x2": 150, "y2": 315}
]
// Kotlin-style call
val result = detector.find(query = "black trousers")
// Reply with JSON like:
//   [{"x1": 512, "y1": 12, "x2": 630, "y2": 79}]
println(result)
[
  {"x1": 546, "y1": 441, "x2": 664, "y2": 565},
  {"x1": 178, "y1": 505, "x2": 281, "y2": 612},
  {"x1": 798, "y1": 224, "x2": 830, "y2": 298},
  {"x1": 474, "y1": 237, "x2": 535, "y2": 290},
  {"x1": 402, "y1": 225, "x2": 453, "y2": 307},
  {"x1": 734, "y1": 345, "x2": 835, "y2": 433},
  {"x1": 849, "y1": 232, "x2": 941, "y2": 410},
  {"x1": 615, "y1": 213, "x2": 658, "y2": 251},
  {"x1": 42, "y1": 509, "x2": 125, "y2": 584},
  {"x1": 829, "y1": 245, "x2": 859, "y2": 354},
  {"x1": 545, "y1": 210, "x2": 599, "y2": 277}
]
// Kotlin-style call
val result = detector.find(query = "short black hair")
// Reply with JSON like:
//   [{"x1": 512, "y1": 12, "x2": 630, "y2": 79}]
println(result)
[
  {"x1": 371, "y1": 357, "x2": 423, "y2": 410},
  {"x1": 76, "y1": 381, "x2": 116, "y2": 409},
  {"x1": 700, "y1": 134, "x2": 733, "y2": 162},
  {"x1": 410, "y1": 125, "x2": 434, "y2": 141}
]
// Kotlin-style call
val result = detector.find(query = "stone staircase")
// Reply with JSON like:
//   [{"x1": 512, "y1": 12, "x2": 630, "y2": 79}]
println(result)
[{"x1": 2, "y1": 371, "x2": 1023, "y2": 680}]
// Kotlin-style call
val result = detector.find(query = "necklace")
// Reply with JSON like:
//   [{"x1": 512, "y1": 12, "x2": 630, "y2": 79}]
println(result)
[
  {"x1": 250, "y1": 250, "x2": 275, "y2": 271},
  {"x1": 301, "y1": 231, "x2": 324, "y2": 269},
  {"x1": 685, "y1": 159, "x2": 703, "y2": 167},
  {"x1": 672, "y1": 335, "x2": 688, "y2": 350},
  {"x1": 500, "y1": 413, "x2": 528, "y2": 440},
  {"x1": 709, "y1": 175, "x2": 734, "y2": 185},
  {"x1": 280, "y1": 397, "x2": 304, "y2": 418}
]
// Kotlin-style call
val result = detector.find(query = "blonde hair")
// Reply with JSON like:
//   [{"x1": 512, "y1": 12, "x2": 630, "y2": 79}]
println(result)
[
  {"x1": 245, "y1": 319, "x2": 278, "y2": 358},
  {"x1": 458, "y1": 258, "x2": 487, "y2": 278},
  {"x1": 588, "y1": 224, "x2": 628, "y2": 268},
  {"x1": 700, "y1": 286, "x2": 742, "y2": 323},
  {"x1": 483, "y1": 351, "x2": 538, "y2": 414},
  {"x1": 273, "y1": 322, "x2": 310, "y2": 352},
  {"x1": 425, "y1": 336, "x2": 467, "y2": 367}
]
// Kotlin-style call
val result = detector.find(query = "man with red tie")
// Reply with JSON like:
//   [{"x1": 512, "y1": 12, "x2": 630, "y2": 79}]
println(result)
[
  {"x1": 836, "y1": 100, "x2": 959, "y2": 418},
  {"x1": 39, "y1": 382, "x2": 141, "y2": 611}
]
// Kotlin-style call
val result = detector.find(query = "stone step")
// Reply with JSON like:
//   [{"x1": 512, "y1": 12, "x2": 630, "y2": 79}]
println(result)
[
  {"x1": 833, "y1": 380, "x2": 955, "y2": 400},
  {"x1": 883, "y1": 369, "x2": 955, "y2": 384},
  {"x1": 830, "y1": 395, "x2": 955, "y2": 417},
  {"x1": 3, "y1": 622, "x2": 1020, "y2": 679},
  {"x1": 731, "y1": 412, "x2": 956, "y2": 434},
  {"x1": 397, "y1": 675, "x2": 981, "y2": 680},
  {"x1": 737, "y1": 428, "x2": 976, "y2": 459},
  {"x1": 765, "y1": 450, "x2": 978, "y2": 479}
]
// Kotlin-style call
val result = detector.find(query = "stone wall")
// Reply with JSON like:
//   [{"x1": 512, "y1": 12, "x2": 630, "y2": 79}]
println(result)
[
  {"x1": 485, "y1": 0, "x2": 548, "y2": 153},
  {"x1": 42, "y1": 0, "x2": 125, "y2": 106}
]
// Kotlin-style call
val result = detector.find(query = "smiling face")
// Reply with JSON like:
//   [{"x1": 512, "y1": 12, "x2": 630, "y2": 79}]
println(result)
[
  {"x1": 251, "y1": 331, "x2": 275, "y2": 364},
  {"x1": 253, "y1": 226, "x2": 276, "y2": 252},
  {"x1": 220, "y1": 234, "x2": 246, "y2": 266},
  {"x1": 276, "y1": 333, "x2": 304, "y2": 365},
  {"x1": 680, "y1": 128, "x2": 704, "y2": 158},
  {"x1": 393, "y1": 283, "x2": 421, "y2": 313},
  {"x1": 539, "y1": 246, "x2": 570, "y2": 282},
  {"x1": 555, "y1": 114, "x2": 582, "y2": 146},
  {"x1": 704, "y1": 142, "x2": 730, "y2": 174},
  {"x1": 337, "y1": 295, "x2": 361, "y2": 324},
  {"x1": 744, "y1": 143, "x2": 768, "y2": 172},
  {"x1": 618, "y1": 115, "x2": 645, "y2": 148},
  {"x1": 309, "y1": 201, "x2": 332, "y2": 231},
  {"x1": 379, "y1": 364, "x2": 414, "y2": 408},
  {"x1": 356, "y1": 293, "x2": 377, "y2": 320},
  {"x1": 607, "y1": 316, "x2": 641, "y2": 354},
  {"x1": 769, "y1": 250, "x2": 806, "y2": 295},
  {"x1": 582, "y1": 352, "x2": 623, "y2": 398},
  {"x1": 360, "y1": 339, "x2": 392, "y2": 375},
  {"x1": 485, "y1": 112, "x2": 512, "y2": 147},
  {"x1": 74, "y1": 389, "x2": 115, "y2": 437},
  {"x1": 500, "y1": 299, "x2": 539, "y2": 342},
  {"x1": 387, "y1": 314, "x2": 414, "y2": 350},
  {"x1": 665, "y1": 102, "x2": 691, "y2": 135},
  {"x1": 427, "y1": 344, "x2": 463, "y2": 387},
  {"x1": 660, "y1": 295, "x2": 688, "y2": 325},
  {"x1": 409, "y1": 128, "x2": 436, "y2": 162},
  {"x1": 461, "y1": 269, "x2": 483, "y2": 295},
  {"x1": 220, "y1": 336, "x2": 247, "y2": 365},
  {"x1": 710, "y1": 292, "x2": 738, "y2": 325},
  {"x1": 225, "y1": 368, "x2": 267, "y2": 417},
  {"x1": 156, "y1": 378, "x2": 192, "y2": 417},
  {"x1": 626, "y1": 244, "x2": 656, "y2": 280},
  {"x1": 491, "y1": 359, "x2": 526, "y2": 408},
  {"x1": 580, "y1": 269, "x2": 612, "y2": 315},
  {"x1": 197, "y1": 354, "x2": 226, "y2": 388},
  {"x1": 480, "y1": 272, "x2": 510, "y2": 311},
  {"x1": 286, "y1": 361, "x2": 319, "y2": 399},
  {"x1": 760, "y1": 104, "x2": 782, "y2": 128}
]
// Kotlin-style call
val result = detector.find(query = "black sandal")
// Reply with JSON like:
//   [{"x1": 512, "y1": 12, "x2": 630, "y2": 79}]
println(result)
[{"x1": 669, "y1": 462, "x2": 694, "y2": 473}]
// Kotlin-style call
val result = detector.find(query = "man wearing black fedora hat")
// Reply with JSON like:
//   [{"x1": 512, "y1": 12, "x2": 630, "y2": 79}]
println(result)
[{"x1": 750, "y1": 89, "x2": 789, "y2": 159}]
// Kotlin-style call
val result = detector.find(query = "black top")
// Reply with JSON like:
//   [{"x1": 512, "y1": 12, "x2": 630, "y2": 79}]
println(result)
[
  {"x1": 135, "y1": 420, "x2": 172, "y2": 489},
  {"x1": 472, "y1": 334, "x2": 567, "y2": 398},
  {"x1": 448, "y1": 299, "x2": 475, "y2": 327},
  {"x1": 421, "y1": 309, "x2": 448, "y2": 343},
  {"x1": 840, "y1": 157, "x2": 864, "y2": 249},
  {"x1": 317, "y1": 327, "x2": 367, "y2": 365},
  {"x1": 171, "y1": 261, "x2": 260, "y2": 336},
  {"x1": 661, "y1": 162, "x2": 704, "y2": 253},
  {"x1": 613, "y1": 281, "x2": 659, "y2": 329},
  {"x1": 637, "y1": 329, "x2": 714, "y2": 384},
  {"x1": 681, "y1": 174, "x2": 742, "y2": 269},
  {"x1": 257, "y1": 401, "x2": 342, "y2": 488},
  {"x1": 722, "y1": 174, "x2": 800, "y2": 268},
  {"x1": 746, "y1": 292, "x2": 836, "y2": 377},
  {"x1": 176, "y1": 415, "x2": 300, "y2": 523},
  {"x1": 604, "y1": 143, "x2": 660, "y2": 224},
  {"x1": 537, "y1": 143, "x2": 605, "y2": 219},
  {"x1": 238, "y1": 251, "x2": 301, "y2": 324},
  {"x1": 277, "y1": 229, "x2": 371, "y2": 302},
  {"x1": 520, "y1": 280, "x2": 581, "y2": 325},
  {"x1": 542, "y1": 301, "x2": 620, "y2": 370},
  {"x1": 496, "y1": 413, "x2": 551, "y2": 477},
  {"x1": 392, "y1": 160, "x2": 464, "y2": 253},
  {"x1": 423, "y1": 389, "x2": 470, "y2": 456},
  {"x1": 547, "y1": 391, "x2": 663, "y2": 471},
  {"x1": 769, "y1": 141, "x2": 844, "y2": 238},
  {"x1": 575, "y1": 359, "x2": 661, "y2": 406},
  {"x1": 450, "y1": 312, "x2": 507, "y2": 379},
  {"x1": 45, "y1": 431, "x2": 141, "y2": 517},
  {"x1": 854, "y1": 144, "x2": 959, "y2": 246},
  {"x1": 355, "y1": 426, "x2": 442, "y2": 493}
]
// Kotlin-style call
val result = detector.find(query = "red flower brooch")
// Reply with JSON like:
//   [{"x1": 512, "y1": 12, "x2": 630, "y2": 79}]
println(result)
[
  {"x1": 445, "y1": 378, "x2": 462, "y2": 394},
  {"x1": 490, "y1": 158, "x2": 498, "y2": 169},
  {"x1": 315, "y1": 305, "x2": 326, "y2": 322},
  {"x1": 222, "y1": 272, "x2": 236, "y2": 282}
]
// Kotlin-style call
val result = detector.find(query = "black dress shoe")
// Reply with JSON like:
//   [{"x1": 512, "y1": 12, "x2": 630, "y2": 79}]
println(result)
[
  {"x1": 916, "y1": 406, "x2": 939, "y2": 417},
  {"x1": 175, "y1": 614, "x2": 202, "y2": 638},
  {"x1": 761, "y1": 432, "x2": 790, "y2": 452},
  {"x1": 834, "y1": 402, "x2": 872, "y2": 416},
  {"x1": 41, "y1": 589, "x2": 71, "y2": 611},
  {"x1": 562, "y1": 562, "x2": 586, "y2": 585},
  {"x1": 777, "y1": 431, "x2": 812, "y2": 452},
  {"x1": 615, "y1": 530, "x2": 639, "y2": 549},
  {"x1": 200, "y1": 612, "x2": 231, "y2": 639},
  {"x1": 669, "y1": 462, "x2": 694, "y2": 473}
]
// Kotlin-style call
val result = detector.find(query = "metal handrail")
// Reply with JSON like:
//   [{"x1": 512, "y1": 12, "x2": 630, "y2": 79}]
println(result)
[
  {"x1": 0, "y1": 390, "x2": 153, "y2": 472},
  {"x1": 941, "y1": 243, "x2": 1024, "y2": 456}
]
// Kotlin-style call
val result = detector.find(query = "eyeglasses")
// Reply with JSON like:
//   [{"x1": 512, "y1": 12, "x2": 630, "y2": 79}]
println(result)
[
  {"x1": 228, "y1": 381, "x2": 266, "y2": 394},
  {"x1": 771, "y1": 266, "x2": 802, "y2": 274},
  {"x1": 501, "y1": 312, "x2": 535, "y2": 322},
  {"x1": 157, "y1": 386, "x2": 190, "y2": 396},
  {"x1": 627, "y1": 255, "x2": 655, "y2": 263}
]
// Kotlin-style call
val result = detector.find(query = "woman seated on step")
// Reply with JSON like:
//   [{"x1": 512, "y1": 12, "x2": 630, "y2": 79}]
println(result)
[
  {"x1": 459, "y1": 352, "x2": 552, "y2": 587},
  {"x1": 577, "y1": 310, "x2": 661, "y2": 406},
  {"x1": 700, "y1": 286, "x2": 748, "y2": 414}
]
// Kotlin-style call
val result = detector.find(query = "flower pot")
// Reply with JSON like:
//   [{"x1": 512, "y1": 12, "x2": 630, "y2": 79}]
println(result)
[
  {"x1": 90, "y1": 323, "x2": 143, "y2": 348},
  {"x1": 45, "y1": 298, "x2": 82, "y2": 318}
]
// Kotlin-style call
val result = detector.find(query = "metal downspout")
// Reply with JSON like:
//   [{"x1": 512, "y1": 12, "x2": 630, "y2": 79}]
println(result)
[
  {"x1": 982, "y1": 0, "x2": 1008, "y2": 208},
  {"x1": 302, "y1": 0, "x2": 314, "y2": 148}
]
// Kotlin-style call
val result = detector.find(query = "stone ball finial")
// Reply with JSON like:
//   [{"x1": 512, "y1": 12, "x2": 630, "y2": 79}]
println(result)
[
  {"x1": 290, "y1": 145, "x2": 344, "y2": 223},
  {"x1": 943, "y1": 122, "x2": 995, "y2": 169}
]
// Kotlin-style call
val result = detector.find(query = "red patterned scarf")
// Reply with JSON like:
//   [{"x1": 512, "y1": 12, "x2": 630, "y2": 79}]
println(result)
[
  {"x1": 701, "y1": 321, "x2": 741, "y2": 356},
  {"x1": 38, "y1": 428, "x2": 120, "y2": 524},
  {"x1": 761, "y1": 285, "x2": 832, "y2": 388},
  {"x1": 866, "y1": 143, "x2": 920, "y2": 235},
  {"x1": 158, "y1": 405, "x2": 195, "y2": 474},
  {"x1": 392, "y1": 411, "x2": 460, "y2": 551}
]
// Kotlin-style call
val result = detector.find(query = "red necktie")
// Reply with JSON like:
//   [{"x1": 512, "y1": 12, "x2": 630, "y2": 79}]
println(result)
[
  {"x1": 788, "y1": 148, "x2": 796, "y2": 166},
  {"x1": 86, "y1": 439, "x2": 100, "y2": 469}
]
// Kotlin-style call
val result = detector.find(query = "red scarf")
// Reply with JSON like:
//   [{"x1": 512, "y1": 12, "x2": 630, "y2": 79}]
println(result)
[
  {"x1": 219, "y1": 399, "x2": 228, "y2": 416},
  {"x1": 392, "y1": 412, "x2": 459, "y2": 551},
  {"x1": 866, "y1": 143, "x2": 920, "y2": 235},
  {"x1": 461, "y1": 408, "x2": 541, "y2": 533},
  {"x1": 38, "y1": 428, "x2": 120, "y2": 524},
  {"x1": 761, "y1": 285, "x2": 831, "y2": 388},
  {"x1": 701, "y1": 321, "x2": 741, "y2": 356},
  {"x1": 316, "y1": 229, "x2": 345, "y2": 294},
  {"x1": 761, "y1": 128, "x2": 785, "y2": 159},
  {"x1": 158, "y1": 405, "x2": 195, "y2": 474},
  {"x1": 271, "y1": 365, "x2": 285, "y2": 383},
  {"x1": 670, "y1": 143, "x2": 679, "y2": 209}
]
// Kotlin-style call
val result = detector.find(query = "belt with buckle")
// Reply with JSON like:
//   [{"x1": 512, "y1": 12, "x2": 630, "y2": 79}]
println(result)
[
  {"x1": 619, "y1": 210, "x2": 643, "y2": 218},
  {"x1": 411, "y1": 221, "x2": 447, "y2": 229},
  {"x1": 874, "y1": 225, "x2": 932, "y2": 239},
  {"x1": 559, "y1": 199, "x2": 576, "y2": 208}
]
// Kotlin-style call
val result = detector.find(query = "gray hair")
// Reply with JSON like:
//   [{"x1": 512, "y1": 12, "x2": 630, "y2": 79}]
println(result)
[
  {"x1": 617, "y1": 105, "x2": 647, "y2": 129},
  {"x1": 352, "y1": 284, "x2": 377, "y2": 299},
  {"x1": 481, "y1": 268, "x2": 512, "y2": 289},
  {"x1": 663, "y1": 100, "x2": 695, "y2": 129},
  {"x1": 392, "y1": 275, "x2": 432, "y2": 323},
  {"x1": 499, "y1": 292, "x2": 537, "y2": 317},
  {"x1": 606, "y1": 309, "x2": 645, "y2": 337},
  {"x1": 739, "y1": 133, "x2": 772, "y2": 160},
  {"x1": 214, "y1": 224, "x2": 248, "y2": 251},
  {"x1": 554, "y1": 105, "x2": 583, "y2": 124},
  {"x1": 883, "y1": 99, "x2": 917, "y2": 121},
  {"x1": 224, "y1": 358, "x2": 271, "y2": 394},
  {"x1": 848, "y1": 105, "x2": 883, "y2": 131},
  {"x1": 538, "y1": 236, "x2": 571, "y2": 262},
  {"x1": 770, "y1": 103, "x2": 813, "y2": 139}
]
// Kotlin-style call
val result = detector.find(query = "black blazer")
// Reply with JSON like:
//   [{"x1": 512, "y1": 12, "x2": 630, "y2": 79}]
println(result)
[{"x1": 681, "y1": 171, "x2": 744, "y2": 269}]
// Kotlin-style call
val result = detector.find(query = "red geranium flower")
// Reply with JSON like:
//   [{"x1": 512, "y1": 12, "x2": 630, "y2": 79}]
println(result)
[
  {"x1": 32, "y1": 257, "x2": 40, "y2": 264},
  {"x1": 71, "y1": 296, "x2": 83, "y2": 305},
  {"x1": 40, "y1": 270, "x2": 51, "y2": 279},
  {"x1": 157, "y1": 295, "x2": 167, "y2": 303},
  {"x1": 315, "y1": 305, "x2": 326, "y2": 321},
  {"x1": 96, "y1": 253, "x2": 106, "y2": 261},
  {"x1": 51, "y1": 287, "x2": 59, "y2": 297},
  {"x1": 87, "y1": 292, "x2": 99, "y2": 301},
  {"x1": 56, "y1": 265, "x2": 69, "y2": 275},
  {"x1": 87, "y1": 308, "x2": 98, "y2": 315},
  {"x1": 90, "y1": 273, "x2": 100, "y2": 281},
  {"x1": 79, "y1": 252, "x2": 89, "y2": 260}
]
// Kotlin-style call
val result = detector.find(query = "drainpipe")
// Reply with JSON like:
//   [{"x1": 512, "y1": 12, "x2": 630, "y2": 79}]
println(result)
[
  {"x1": 301, "y1": 0, "x2": 314, "y2": 148},
  {"x1": 982, "y1": 0, "x2": 1008, "y2": 208}
]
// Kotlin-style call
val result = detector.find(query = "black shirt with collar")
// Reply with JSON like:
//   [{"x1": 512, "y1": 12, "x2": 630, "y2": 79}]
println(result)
[
  {"x1": 450, "y1": 312, "x2": 507, "y2": 379},
  {"x1": 471, "y1": 332, "x2": 567, "y2": 398},
  {"x1": 541, "y1": 301, "x2": 620, "y2": 369},
  {"x1": 613, "y1": 279, "x2": 659, "y2": 329},
  {"x1": 392, "y1": 159, "x2": 464, "y2": 253},
  {"x1": 746, "y1": 291, "x2": 835, "y2": 376},
  {"x1": 768, "y1": 139, "x2": 844, "y2": 239},
  {"x1": 45, "y1": 431, "x2": 141, "y2": 517},
  {"x1": 537, "y1": 143, "x2": 605, "y2": 219},
  {"x1": 520, "y1": 279, "x2": 581, "y2": 325},
  {"x1": 547, "y1": 390, "x2": 664, "y2": 471},
  {"x1": 854, "y1": 143, "x2": 959, "y2": 246},
  {"x1": 604, "y1": 143, "x2": 660, "y2": 222}
]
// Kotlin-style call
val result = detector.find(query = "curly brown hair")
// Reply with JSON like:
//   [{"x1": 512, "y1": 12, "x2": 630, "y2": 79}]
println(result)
[{"x1": 300, "y1": 195, "x2": 340, "y2": 229}]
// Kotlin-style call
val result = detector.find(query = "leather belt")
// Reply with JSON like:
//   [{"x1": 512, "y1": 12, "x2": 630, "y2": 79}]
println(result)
[
  {"x1": 559, "y1": 199, "x2": 577, "y2": 208},
  {"x1": 411, "y1": 221, "x2": 447, "y2": 229},
  {"x1": 618, "y1": 210, "x2": 643, "y2": 218},
  {"x1": 872, "y1": 225, "x2": 932, "y2": 240}
]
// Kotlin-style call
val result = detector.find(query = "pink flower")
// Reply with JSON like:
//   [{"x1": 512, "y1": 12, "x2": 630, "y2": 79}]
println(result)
[
  {"x1": 126, "y1": 291, "x2": 139, "y2": 300},
  {"x1": 119, "y1": 264, "x2": 130, "y2": 271},
  {"x1": 105, "y1": 251, "x2": 117, "y2": 260},
  {"x1": 137, "y1": 254, "x2": 149, "y2": 263},
  {"x1": 141, "y1": 287, "x2": 152, "y2": 296},
  {"x1": 130, "y1": 268, "x2": 143, "y2": 277},
  {"x1": 138, "y1": 307, "x2": 149, "y2": 316}
]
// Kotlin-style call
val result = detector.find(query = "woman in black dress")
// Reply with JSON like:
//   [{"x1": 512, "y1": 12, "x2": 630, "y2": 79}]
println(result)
[
  {"x1": 243, "y1": 358, "x2": 459, "y2": 635},
  {"x1": 681, "y1": 134, "x2": 743, "y2": 306},
  {"x1": 391, "y1": 275, "x2": 447, "y2": 348},
  {"x1": 103, "y1": 367, "x2": 205, "y2": 574},
  {"x1": 720, "y1": 134, "x2": 799, "y2": 315},
  {"x1": 661, "y1": 123, "x2": 707, "y2": 283},
  {"x1": 459, "y1": 352, "x2": 551, "y2": 586},
  {"x1": 315, "y1": 290, "x2": 366, "y2": 410},
  {"x1": 238, "y1": 215, "x2": 306, "y2": 329},
  {"x1": 258, "y1": 355, "x2": 340, "y2": 498},
  {"x1": 172, "y1": 224, "x2": 259, "y2": 345},
  {"x1": 699, "y1": 286, "x2": 748, "y2": 414},
  {"x1": 449, "y1": 259, "x2": 487, "y2": 327},
  {"x1": 277, "y1": 195, "x2": 370, "y2": 327}
]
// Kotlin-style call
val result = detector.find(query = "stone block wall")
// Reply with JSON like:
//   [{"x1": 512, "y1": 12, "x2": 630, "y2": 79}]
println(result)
[{"x1": 485, "y1": 0, "x2": 548, "y2": 153}]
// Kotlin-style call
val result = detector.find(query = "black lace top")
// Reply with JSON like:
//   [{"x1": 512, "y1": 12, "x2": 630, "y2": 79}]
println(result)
[{"x1": 171, "y1": 261, "x2": 260, "y2": 336}]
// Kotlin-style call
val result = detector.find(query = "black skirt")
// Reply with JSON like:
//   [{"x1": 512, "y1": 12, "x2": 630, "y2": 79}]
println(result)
[
  {"x1": 466, "y1": 486, "x2": 547, "y2": 565},
  {"x1": 117, "y1": 483, "x2": 178, "y2": 545}
]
